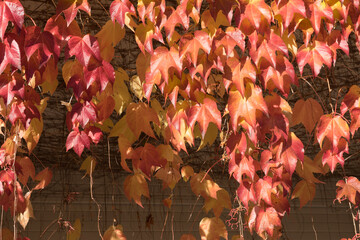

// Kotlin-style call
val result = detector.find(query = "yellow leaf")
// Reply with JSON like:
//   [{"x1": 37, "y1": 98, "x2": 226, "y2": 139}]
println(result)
[
  {"x1": 80, "y1": 156, "x2": 97, "y2": 178},
  {"x1": 103, "y1": 224, "x2": 127, "y2": 240},
  {"x1": 203, "y1": 189, "x2": 231, "y2": 217},
  {"x1": 41, "y1": 58, "x2": 58, "y2": 95},
  {"x1": 110, "y1": 117, "x2": 136, "y2": 144},
  {"x1": 124, "y1": 173, "x2": 150, "y2": 207},
  {"x1": 291, "y1": 179, "x2": 316, "y2": 208},
  {"x1": 194, "y1": 123, "x2": 218, "y2": 150},
  {"x1": 67, "y1": 218, "x2": 81, "y2": 240},
  {"x1": 96, "y1": 20, "x2": 125, "y2": 47},
  {"x1": 113, "y1": 69, "x2": 131, "y2": 115},
  {"x1": 17, "y1": 192, "x2": 34, "y2": 229},
  {"x1": 62, "y1": 60, "x2": 83, "y2": 86},
  {"x1": 199, "y1": 217, "x2": 228, "y2": 240},
  {"x1": 181, "y1": 165, "x2": 194, "y2": 182},
  {"x1": 129, "y1": 75, "x2": 144, "y2": 100},
  {"x1": 23, "y1": 118, "x2": 43, "y2": 153}
]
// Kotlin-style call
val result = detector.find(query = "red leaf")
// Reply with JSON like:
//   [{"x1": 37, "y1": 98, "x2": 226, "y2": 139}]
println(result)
[
  {"x1": 0, "y1": 0, "x2": 24, "y2": 40},
  {"x1": 133, "y1": 143, "x2": 166, "y2": 178},
  {"x1": 110, "y1": 0, "x2": 136, "y2": 28},
  {"x1": 145, "y1": 47, "x2": 182, "y2": 92},
  {"x1": 56, "y1": 0, "x2": 91, "y2": 26},
  {"x1": 69, "y1": 101, "x2": 97, "y2": 128},
  {"x1": 275, "y1": 0, "x2": 306, "y2": 28},
  {"x1": 188, "y1": 98, "x2": 221, "y2": 137},
  {"x1": 0, "y1": 37, "x2": 21, "y2": 74},
  {"x1": 85, "y1": 126, "x2": 103, "y2": 144},
  {"x1": 179, "y1": 30, "x2": 211, "y2": 66},
  {"x1": 229, "y1": 154, "x2": 256, "y2": 183},
  {"x1": 0, "y1": 75, "x2": 25, "y2": 105},
  {"x1": 255, "y1": 176, "x2": 273, "y2": 205},
  {"x1": 296, "y1": 40, "x2": 333, "y2": 77},
  {"x1": 83, "y1": 60, "x2": 115, "y2": 91},
  {"x1": 68, "y1": 34, "x2": 102, "y2": 68},
  {"x1": 316, "y1": 114, "x2": 349, "y2": 149},
  {"x1": 336, "y1": 177, "x2": 360, "y2": 205},
  {"x1": 164, "y1": 5, "x2": 189, "y2": 39},
  {"x1": 66, "y1": 129, "x2": 91, "y2": 156},
  {"x1": 236, "y1": 181, "x2": 256, "y2": 209},
  {"x1": 249, "y1": 206, "x2": 281, "y2": 238},
  {"x1": 16, "y1": 156, "x2": 35, "y2": 186},
  {"x1": 228, "y1": 83, "x2": 268, "y2": 131},
  {"x1": 243, "y1": 0, "x2": 272, "y2": 30},
  {"x1": 309, "y1": 0, "x2": 333, "y2": 34}
]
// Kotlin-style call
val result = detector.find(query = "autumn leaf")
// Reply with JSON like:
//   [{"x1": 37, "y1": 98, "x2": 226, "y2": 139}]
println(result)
[
  {"x1": 292, "y1": 98, "x2": 323, "y2": 133},
  {"x1": 188, "y1": 97, "x2": 221, "y2": 137},
  {"x1": 110, "y1": 0, "x2": 136, "y2": 28},
  {"x1": 203, "y1": 189, "x2": 231, "y2": 217},
  {"x1": 291, "y1": 179, "x2": 316, "y2": 208},
  {"x1": 56, "y1": 0, "x2": 91, "y2": 26},
  {"x1": 103, "y1": 224, "x2": 127, "y2": 240},
  {"x1": 16, "y1": 156, "x2": 35, "y2": 186},
  {"x1": 0, "y1": 0, "x2": 24, "y2": 40},
  {"x1": 79, "y1": 156, "x2": 96, "y2": 178},
  {"x1": 66, "y1": 129, "x2": 91, "y2": 156},
  {"x1": 23, "y1": 118, "x2": 43, "y2": 153},
  {"x1": 17, "y1": 192, "x2": 34, "y2": 229},
  {"x1": 295, "y1": 156, "x2": 324, "y2": 183},
  {"x1": 190, "y1": 172, "x2": 221, "y2": 199},
  {"x1": 33, "y1": 167, "x2": 53, "y2": 190},
  {"x1": 179, "y1": 30, "x2": 211, "y2": 66},
  {"x1": 199, "y1": 217, "x2": 228, "y2": 240},
  {"x1": 296, "y1": 40, "x2": 333, "y2": 77},
  {"x1": 316, "y1": 114, "x2": 349, "y2": 149},
  {"x1": 123, "y1": 173, "x2": 150, "y2": 207},
  {"x1": 68, "y1": 34, "x2": 102, "y2": 68},
  {"x1": 336, "y1": 177, "x2": 360, "y2": 205},
  {"x1": 113, "y1": 69, "x2": 131, "y2": 114},
  {"x1": 67, "y1": 218, "x2": 81, "y2": 240},
  {"x1": 248, "y1": 206, "x2": 281, "y2": 238},
  {"x1": 273, "y1": 0, "x2": 306, "y2": 29},
  {"x1": 126, "y1": 102, "x2": 159, "y2": 139},
  {"x1": 243, "y1": 0, "x2": 272, "y2": 31},
  {"x1": 181, "y1": 165, "x2": 194, "y2": 182},
  {"x1": 228, "y1": 83, "x2": 268, "y2": 130},
  {"x1": 340, "y1": 85, "x2": 360, "y2": 115},
  {"x1": 309, "y1": 0, "x2": 333, "y2": 34},
  {"x1": 180, "y1": 234, "x2": 196, "y2": 240}
]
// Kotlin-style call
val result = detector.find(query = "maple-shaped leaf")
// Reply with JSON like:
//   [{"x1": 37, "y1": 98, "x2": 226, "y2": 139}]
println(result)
[
  {"x1": 0, "y1": 74, "x2": 25, "y2": 105},
  {"x1": 110, "y1": 0, "x2": 136, "y2": 28},
  {"x1": 179, "y1": 30, "x2": 211, "y2": 66},
  {"x1": 68, "y1": 101, "x2": 97, "y2": 128},
  {"x1": 309, "y1": 0, "x2": 334, "y2": 34},
  {"x1": 336, "y1": 177, "x2": 360, "y2": 205},
  {"x1": 295, "y1": 156, "x2": 324, "y2": 183},
  {"x1": 133, "y1": 143, "x2": 166, "y2": 178},
  {"x1": 228, "y1": 83, "x2": 268, "y2": 131},
  {"x1": 243, "y1": 0, "x2": 272, "y2": 31},
  {"x1": 83, "y1": 60, "x2": 115, "y2": 91},
  {"x1": 340, "y1": 85, "x2": 360, "y2": 115},
  {"x1": 17, "y1": 192, "x2": 34, "y2": 229},
  {"x1": 278, "y1": 132, "x2": 305, "y2": 176},
  {"x1": 123, "y1": 173, "x2": 150, "y2": 207},
  {"x1": 203, "y1": 188, "x2": 231, "y2": 217},
  {"x1": 97, "y1": 96, "x2": 115, "y2": 121},
  {"x1": 96, "y1": 20, "x2": 125, "y2": 61},
  {"x1": 291, "y1": 179, "x2": 316, "y2": 208},
  {"x1": 296, "y1": 40, "x2": 333, "y2": 77},
  {"x1": 188, "y1": 98, "x2": 221, "y2": 137},
  {"x1": 248, "y1": 206, "x2": 281, "y2": 238},
  {"x1": 255, "y1": 176, "x2": 273, "y2": 205},
  {"x1": 56, "y1": 0, "x2": 91, "y2": 26},
  {"x1": 113, "y1": 68, "x2": 131, "y2": 115},
  {"x1": 214, "y1": 27, "x2": 246, "y2": 56},
  {"x1": 16, "y1": 156, "x2": 35, "y2": 186},
  {"x1": 316, "y1": 114, "x2": 349, "y2": 149},
  {"x1": 199, "y1": 217, "x2": 228, "y2": 240},
  {"x1": 0, "y1": 0, "x2": 24, "y2": 40},
  {"x1": 322, "y1": 138, "x2": 348, "y2": 172},
  {"x1": 292, "y1": 98, "x2": 323, "y2": 133},
  {"x1": 273, "y1": 0, "x2": 306, "y2": 29},
  {"x1": 33, "y1": 167, "x2": 53, "y2": 190},
  {"x1": 224, "y1": 57, "x2": 257, "y2": 96},
  {"x1": 145, "y1": 46, "x2": 182, "y2": 94},
  {"x1": 164, "y1": 5, "x2": 189, "y2": 40},
  {"x1": 229, "y1": 154, "x2": 256, "y2": 183},
  {"x1": 126, "y1": 102, "x2": 159, "y2": 139},
  {"x1": 68, "y1": 34, "x2": 102, "y2": 68},
  {"x1": 66, "y1": 129, "x2": 91, "y2": 156},
  {"x1": 44, "y1": 15, "x2": 81, "y2": 44}
]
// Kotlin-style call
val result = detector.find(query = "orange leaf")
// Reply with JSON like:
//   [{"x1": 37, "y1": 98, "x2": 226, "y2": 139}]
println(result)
[
  {"x1": 34, "y1": 168, "x2": 52, "y2": 190},
  {"x1": 199, "y1": 217, "x2": 228, "y2": 240},
  {"x1": 336, "y1": 177, "x2": 360, "y2": 205},
  {"x1": 292, "y1": 98, "x2": 323, "y2": 133},
  {"x1": 123, "y1": 173, "x2": 149, "y2": 207},
  {"x1": 316, "y1": 114, "x2": 349, "y2": 149},
  {"x1": 291, "y1": 179, "x2": 316, "y2": 208}
]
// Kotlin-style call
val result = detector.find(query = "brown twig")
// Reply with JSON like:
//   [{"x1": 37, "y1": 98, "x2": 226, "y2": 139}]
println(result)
[{"x1": 90, "y1": 159, "x2": 103, "y2": 239}]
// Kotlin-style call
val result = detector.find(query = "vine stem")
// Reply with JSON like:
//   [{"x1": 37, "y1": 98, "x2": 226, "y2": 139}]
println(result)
[
  {"x1": 300, "y1": 77, "x2": 327, "y2": 113},
  {"x1": 349, "y1": 202, "x2": 358, "y2": 237},
  {"x1": 12, "y1": 124, "x2": 20, "y2": 239},
  {"x1": 90, "y1": 159, "x2": 103, "y2": 239}
]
